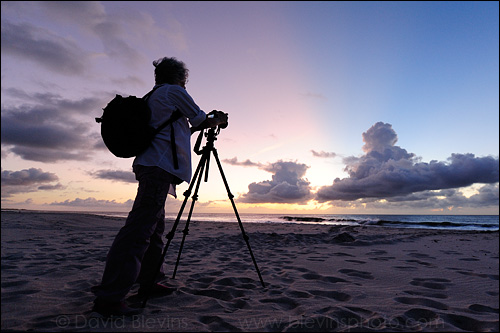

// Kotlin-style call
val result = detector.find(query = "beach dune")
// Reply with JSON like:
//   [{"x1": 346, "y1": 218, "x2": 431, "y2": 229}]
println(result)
[{"x1": 1, "y1": 210, "x2": 498, "y2": 331}]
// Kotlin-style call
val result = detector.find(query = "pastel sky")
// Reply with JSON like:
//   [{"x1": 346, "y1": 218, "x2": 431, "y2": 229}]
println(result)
[{"x1": 2, "y1": 1, "x2": 499, "y2": 215}]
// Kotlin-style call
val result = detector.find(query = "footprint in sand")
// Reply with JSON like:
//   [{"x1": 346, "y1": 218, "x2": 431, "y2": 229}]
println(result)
[
  {"x1": 468, "y1": 304, "x2": 499, "y2": 314},
  {"x1": 406, "y1": 252, "x2": 436, "y2": 260},
  {"x1": 394, "y1": 296, "x2": 449, "y2": 310},
  {"x1": 309, "y1": 290, "x2": 351, "y2": 302},
  {"x1": 369, "y1": 256, "x2": 396, "y2": 262},
  {"x1": 393, "y1": 266, "x2": 418, "y2": 271},
  {"x1": 199, "y1": 315, "x2": 240, "y2": 331},
  {"x1": 307, "y1": 256, "x2": 327, "y2": 262},
  {"x1": 459, "y1": 257, "x2": 480, "y2": 262},
  {"x1": 404, "y1": 259, "x2": 435, "y2": 268},
  {"x1": 365, "y1": 250, "x2": 388, "y2": 256},
  {"x1": 409, "y1": 278, "x2": 453, "y2": 290},
  {"x1": 344, "y1": 259, "x2": 366, "y2": 264},
  {"x1": 338, "y1": 269, "x2": 374, "y2": 280},
  {"x1": 404, "y1": 308, "x2": 440, "y2": 322},
  {"x1": 403, "y1": 289, "x2": 447, "y2": 299},
  {"x1": 451, "y1": 269, "x2": 499, "y2": 281},
  {"x1": 445, "y1": 313, "x2": 499, "y2": 332},
  {"x1": 259, "y1": 296, "x2": 300, "y2": 310}
]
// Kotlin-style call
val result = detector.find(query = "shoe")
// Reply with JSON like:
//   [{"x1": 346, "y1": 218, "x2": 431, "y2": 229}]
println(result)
[
  {"x1": 92, "y1": 298, "x2": 142, "y2": 317},
  {"x1": 138, "y1": 283, "x2": 176, "y2": 298}
]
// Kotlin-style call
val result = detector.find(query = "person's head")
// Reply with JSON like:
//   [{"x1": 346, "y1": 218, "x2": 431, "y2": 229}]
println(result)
[{"x1": 153, "y1": 57, "x2": 189, "y2": 88}]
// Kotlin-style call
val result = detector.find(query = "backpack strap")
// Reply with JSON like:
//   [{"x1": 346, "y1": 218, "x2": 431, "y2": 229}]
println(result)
[
  {"x1": 155, "y1": 108, "x2": 183, "y2": 169},
  {"x1": 144, "y1": 85, "x2": 183, "y2": 170}
]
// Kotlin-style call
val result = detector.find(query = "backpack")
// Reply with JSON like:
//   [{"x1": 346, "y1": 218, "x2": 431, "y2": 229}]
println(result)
[{"x1": 95, "y1": 87, "x2": 182, "y2": 168}]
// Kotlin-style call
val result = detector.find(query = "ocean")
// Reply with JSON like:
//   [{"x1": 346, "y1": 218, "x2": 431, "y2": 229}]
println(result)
[{"x1": 92, "y1": 212, "x2": 499, "y2": 232}]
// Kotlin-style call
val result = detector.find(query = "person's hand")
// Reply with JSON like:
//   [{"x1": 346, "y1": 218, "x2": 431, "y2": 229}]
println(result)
[
  {"x1": 190, "y1": 110, "x2": 228, "y2": 134},
  {"x1": 210, "y1": 110, "x2": 228, "y2": 128}
]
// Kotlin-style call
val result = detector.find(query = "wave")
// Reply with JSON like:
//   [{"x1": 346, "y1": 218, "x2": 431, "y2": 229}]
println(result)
[
  {"x1": 371, "y1": 220, "x2": 497, "y2": 230},
  {"x1": 280, "y1": 215, "x2": 499, "y2": 231},
  {"x1": 282, "y1": 216, "x2": 359, "y2": 223}
]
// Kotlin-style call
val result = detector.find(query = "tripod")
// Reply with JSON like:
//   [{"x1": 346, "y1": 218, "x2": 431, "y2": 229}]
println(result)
[{"x1": 142, "y1": 126, "x2": 265, "y2": 308}]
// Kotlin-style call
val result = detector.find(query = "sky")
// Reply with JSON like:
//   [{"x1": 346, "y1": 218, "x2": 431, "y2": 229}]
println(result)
[{"x1": 1, "y1": 1, "x2": 499, "y2": 215}]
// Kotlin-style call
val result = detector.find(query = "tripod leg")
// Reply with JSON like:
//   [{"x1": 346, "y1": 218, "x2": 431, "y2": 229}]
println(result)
[
  {"x1": 172, "y1": 151, "x2": 207, "y2": 279},
  {"x1": 212, "y1": 148, "x2": 266, "y2": 288},
  {"x1": 141, "y1": 152, "x2": 208, "y2": 308}
]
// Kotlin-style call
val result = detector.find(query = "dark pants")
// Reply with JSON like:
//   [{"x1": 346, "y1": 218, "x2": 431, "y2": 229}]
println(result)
[{"x1": 93, "y1": 166, "x2": 177, "y2": 302}]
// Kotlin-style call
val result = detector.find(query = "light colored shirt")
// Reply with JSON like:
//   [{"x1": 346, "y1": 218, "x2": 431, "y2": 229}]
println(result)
[{"x1": 133, "y1": 84, "x2": 206, "y2": 196}]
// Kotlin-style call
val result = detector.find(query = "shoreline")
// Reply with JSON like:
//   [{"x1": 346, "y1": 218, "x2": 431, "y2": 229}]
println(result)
[
  {"x1": 1, "y1": 210, "x2": 498, "y2": 331},
  {"x1": 2, "y1": 208, "x2": 498, "y2": 232}
]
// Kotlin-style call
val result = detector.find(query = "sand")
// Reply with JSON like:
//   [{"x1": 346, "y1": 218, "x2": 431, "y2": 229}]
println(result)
[{"x1": 1, "y1": 210, "x2": 498, "y2": 332}]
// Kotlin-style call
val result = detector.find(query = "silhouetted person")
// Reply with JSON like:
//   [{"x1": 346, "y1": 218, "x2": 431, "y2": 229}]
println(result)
[{"x1": 91, "y1": 57, "x2": 227, "y2": 316}]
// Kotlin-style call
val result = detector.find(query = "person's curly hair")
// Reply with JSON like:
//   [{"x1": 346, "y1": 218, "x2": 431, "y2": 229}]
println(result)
[{"x1": 153, "y1": 57, "x2": 189, "y2": 85}]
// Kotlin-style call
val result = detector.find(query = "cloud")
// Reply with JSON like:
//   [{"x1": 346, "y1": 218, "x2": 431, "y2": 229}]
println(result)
[
  {"x1": 92, "y1": 169, "x2": 136, "y2": 183},
  {"x1": 1, "y1": 168, "x2": 61, "y2": 197},
  {"x1": 316, "y1": 122, "x2": 499, "y2": 202},
  {"x1": 301, "y1": 91, "x2": 327, "y2": 100},
  {"x1": 49, "y1": 197, "x2": 134, "y2": 209},
  {"x1": 311, "y1": 150, "x2": 337, "y2": 158},
  {"x1": 237, "y1": 160, "x2": 313, "y2": 204},
  {"x1": 1, "y1": 2, "x2": 146, "y2": 73},
  {"x1": 35, "y1": 1, "x2": 185, "y2": 65},
  {"x1": 1, "y1": 91, "x2": 104, "y2": 162},
  {"x1": 1, "y1": 20, "x2": 89, "y2": 75},
  {"x1": 223, "y1": 157, "x2": 264, "y2": 168}
]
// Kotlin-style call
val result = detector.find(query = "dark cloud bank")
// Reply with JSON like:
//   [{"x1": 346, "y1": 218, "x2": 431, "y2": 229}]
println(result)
[
  {"x1": 1, "y1": 168, "x2": 62, "y2": 198},
  {"x1": 1, "y1": 91, "x2": 104, "y2": 163},
  {"x1": 226, "y1": 122, "x2": 499, "y2": 210}
]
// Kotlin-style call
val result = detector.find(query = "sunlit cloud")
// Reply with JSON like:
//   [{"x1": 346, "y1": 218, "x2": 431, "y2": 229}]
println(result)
[
  {"x1": 230, "y1": 160, "x2": 314, "y2": 204},
  {"x1": 316, "y1": 122, "x2": 499, "y2": 202},
  {"x1": 311, "y1": 150, "x2": 337, "y2": 158},
  {"x1": 227, "y1": 122, "x2": 499, "y2": 212},
  {"x1": 223, "y1": 157, "x2": 263, "y2": 168}
]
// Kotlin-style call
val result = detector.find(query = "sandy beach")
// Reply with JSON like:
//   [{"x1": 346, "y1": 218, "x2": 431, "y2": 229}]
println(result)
[{"x1": 1, "y1": 210, "x2": 498, "y2": 332}]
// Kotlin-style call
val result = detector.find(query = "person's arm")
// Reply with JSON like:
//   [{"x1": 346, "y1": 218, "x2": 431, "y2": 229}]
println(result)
[{"x1": 168, "y1": 85, "x2": 228, "y2": 133}]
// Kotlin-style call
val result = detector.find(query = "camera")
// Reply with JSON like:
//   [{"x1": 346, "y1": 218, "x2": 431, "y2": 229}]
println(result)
[{"x1": 207, "y1": 110, "x2": 228, "y2": 129}]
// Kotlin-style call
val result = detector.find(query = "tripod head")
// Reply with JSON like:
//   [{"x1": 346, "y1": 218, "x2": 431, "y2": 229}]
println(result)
[{"x1": 194, "y1": 126, "x2": 223, "y2": 155}]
